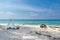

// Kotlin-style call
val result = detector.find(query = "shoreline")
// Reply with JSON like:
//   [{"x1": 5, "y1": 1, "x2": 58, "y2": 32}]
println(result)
[
  {"x1": 0, "y1": 23, "x2": 60, "y2": 25},
  {"x1": 0, "y1": 23, "x2": 60, "y2": 28}
]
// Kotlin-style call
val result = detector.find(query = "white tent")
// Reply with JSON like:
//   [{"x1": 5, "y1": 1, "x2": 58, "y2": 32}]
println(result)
[{"x1": 5, "y1": 19, "x2": 16, "y2": 29}]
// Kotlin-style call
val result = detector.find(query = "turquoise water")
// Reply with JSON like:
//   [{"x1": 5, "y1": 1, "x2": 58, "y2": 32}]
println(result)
[{"x1": 0, "y1": 19, "x2": 60, "y2": 25}]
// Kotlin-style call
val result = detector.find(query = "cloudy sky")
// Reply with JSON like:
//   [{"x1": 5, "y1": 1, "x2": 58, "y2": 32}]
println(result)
[{"x1": 0, "y1": 0, "x2": 60, "y2": 19}]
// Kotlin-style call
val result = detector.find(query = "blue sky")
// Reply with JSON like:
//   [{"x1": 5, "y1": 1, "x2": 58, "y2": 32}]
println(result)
[{"x1": 0, "y1": 0, "x2": 60, "y2": 19}]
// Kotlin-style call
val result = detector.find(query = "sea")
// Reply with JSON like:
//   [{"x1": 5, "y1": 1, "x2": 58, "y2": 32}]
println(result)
[{"x1": 0, "y1": 19, "x2": 60, "y2": 25}]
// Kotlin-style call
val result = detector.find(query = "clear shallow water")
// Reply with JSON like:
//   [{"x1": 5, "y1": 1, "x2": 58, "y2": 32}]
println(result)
[{"x1": 0, "y1": 19, "x2": 60, "y2": 25}]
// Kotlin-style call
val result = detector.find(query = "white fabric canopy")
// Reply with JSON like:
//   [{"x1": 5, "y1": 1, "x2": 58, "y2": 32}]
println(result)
[{"x1": 5, "y1": 19, "x2": 16, "y2": 29}]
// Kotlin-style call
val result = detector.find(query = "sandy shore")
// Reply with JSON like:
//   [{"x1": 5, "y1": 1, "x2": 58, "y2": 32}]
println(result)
[{"x1": 0, "y1": 24, "x2": 60, "y2": 40}]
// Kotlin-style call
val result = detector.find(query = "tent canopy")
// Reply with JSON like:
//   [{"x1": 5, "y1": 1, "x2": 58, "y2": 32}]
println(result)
[{"x1": 5, "y1": 19, "x2": 16, "y2": 29}]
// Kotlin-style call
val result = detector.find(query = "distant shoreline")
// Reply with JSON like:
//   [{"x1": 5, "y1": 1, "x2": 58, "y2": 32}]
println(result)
[{"x1": 0, "y1": 23, "x2": 60, "y2": 27}]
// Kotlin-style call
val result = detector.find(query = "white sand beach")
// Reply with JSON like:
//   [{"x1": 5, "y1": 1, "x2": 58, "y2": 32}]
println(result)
[{"x1": 0, "y1": 24, "x2": 60, "y2": 40}]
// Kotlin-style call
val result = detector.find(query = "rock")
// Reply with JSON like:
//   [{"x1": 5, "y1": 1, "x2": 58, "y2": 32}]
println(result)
[
  {"x1": 40, "y1": 24, "x2": 47, "y2": 28},
  {"x1": 16, "y1": 27, "x2": 19, "y2": 29},
  {"x1": 35, "y1": 32, "x2": 41, "y2": 35},
  {"x1": 52, "y1": 38, "x2": 60, "y2": 40}
]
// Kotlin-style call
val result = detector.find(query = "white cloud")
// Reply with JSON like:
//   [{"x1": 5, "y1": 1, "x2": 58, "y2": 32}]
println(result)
[
  {"x1": 0, "y1": 3, "x2": 54, "y2": 19},
  {"x1": 0, "y1": 2, "x2": 50, "y2": 13},
  {"x1": 25, "y1": 12, "x2": 39, "y2": 17},
  {"x1": 0, "y1": 0, "x2": 59, "y2": 19},
  {"x1": 0, "y1": 11, "x2": 17, "y2": 19}
]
